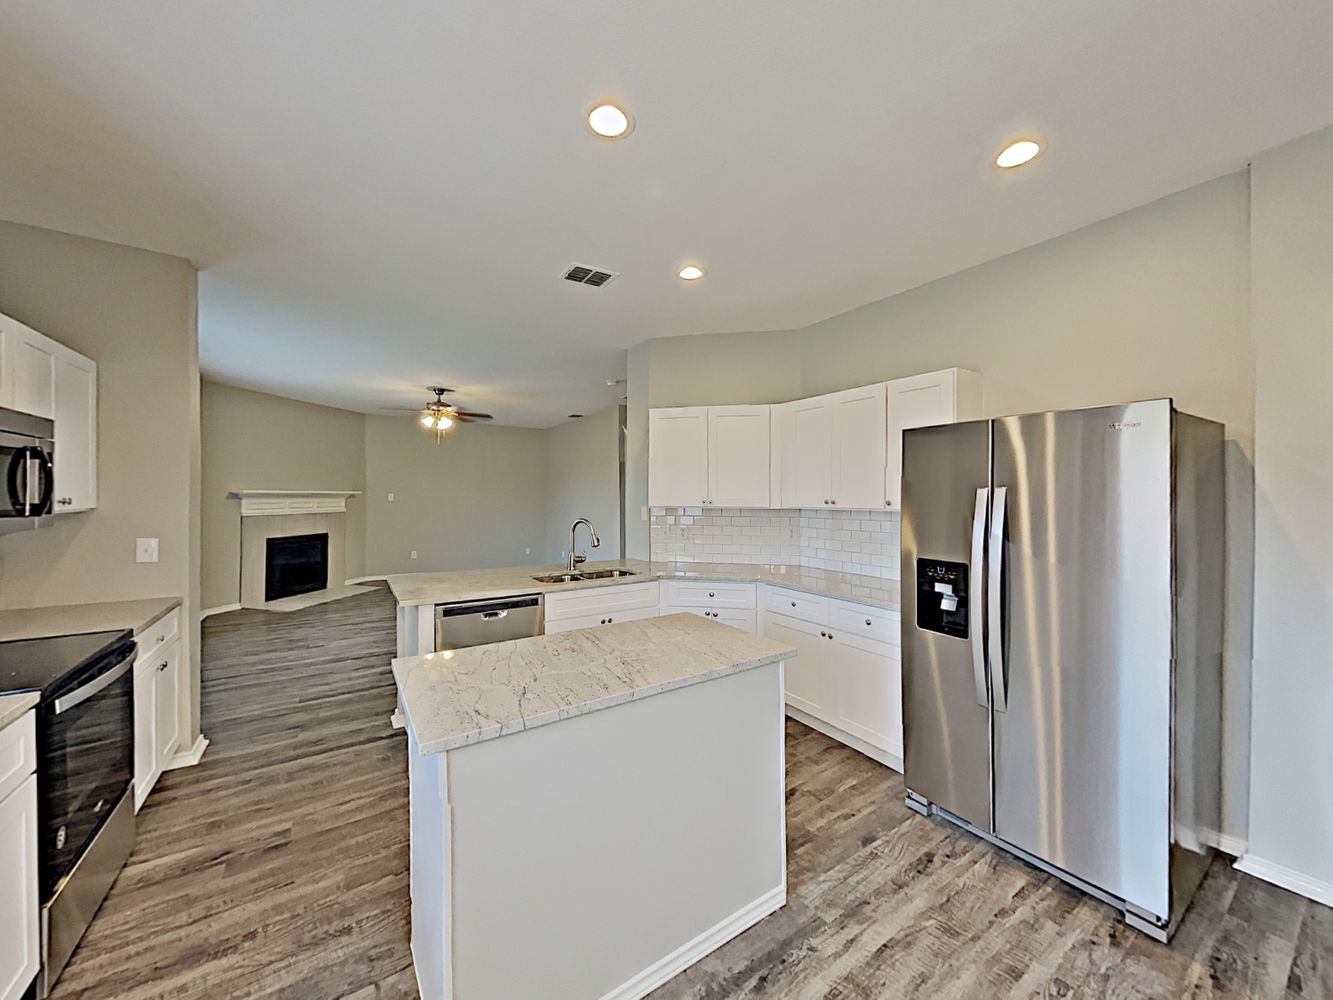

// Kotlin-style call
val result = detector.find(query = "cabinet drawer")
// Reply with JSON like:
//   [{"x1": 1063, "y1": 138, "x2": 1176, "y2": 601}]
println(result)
[
  {"x1": 831, "y1": 600, "x2": 900, "y2": 646},
  {"x1": 545, "y1": 604, "x2": 659, "y2": 634},
  {"x1": 545, "y1": 582, "x2": 660, "y2": 623},
  {"x1": 668, "y1": 606, "x2": 757, "y2": 634},
  {"x1": 0, "y1": 708, "x2": 36, "y2": 806},
  {"x1": 764, "y1": 586, "x2": 829, "y2": 625},
  {"x1": 661, "y1": 580, "x2": 755, "y2": 610},
  {"x1": 136, "y1": 606, "x2": 181, "y2": 667}
]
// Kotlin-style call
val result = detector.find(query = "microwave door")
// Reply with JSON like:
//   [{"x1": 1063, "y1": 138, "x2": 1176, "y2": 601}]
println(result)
[{"x1": 3, "y1": 442, "x2": 32, "y2": 516}]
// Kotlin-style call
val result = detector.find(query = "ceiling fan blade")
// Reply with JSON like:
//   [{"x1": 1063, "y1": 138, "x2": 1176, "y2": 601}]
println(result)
[{"x1": 453, "y1": 410, "x2": 493, "y2": 421}]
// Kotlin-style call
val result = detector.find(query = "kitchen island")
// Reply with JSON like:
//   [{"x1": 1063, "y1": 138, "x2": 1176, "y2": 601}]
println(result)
[{"x1": 392, "y1": 613, "x2": 795, "y2": 1000}]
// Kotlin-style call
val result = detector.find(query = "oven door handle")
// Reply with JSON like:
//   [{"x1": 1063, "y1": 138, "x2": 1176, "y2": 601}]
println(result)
[{"x1": 52, "y1": 656, "x2": 133, "y2": 715}]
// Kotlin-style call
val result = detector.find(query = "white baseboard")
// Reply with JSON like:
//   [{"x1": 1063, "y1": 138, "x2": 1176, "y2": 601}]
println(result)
[
  {"x1": 597, "y1": 885, "x2": 786, "y2": 1000},
  {"x1": 163, "y1": 734, "x2": 209, "y2": 770},
  {"x1": 786, "y1": 705, "x2": 903, "y2": 773},
  {"x1": 1234, "y1": 854, "x2": 1333, "y2": 908},
  {"x1": 1201, "y1": 829, "x2": 1248, "y2": 857},
  {"x1": 200, "y1": 603, "x2": 242, "y2": 620}
]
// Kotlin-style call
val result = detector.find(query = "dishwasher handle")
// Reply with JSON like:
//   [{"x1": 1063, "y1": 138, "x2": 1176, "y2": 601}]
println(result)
[
  {"x1": 480, "y1": 609, "x2": 508, "y2": 620},
  {"x1": 435, "y1": 594, "x2": 543, "y2": 619}
]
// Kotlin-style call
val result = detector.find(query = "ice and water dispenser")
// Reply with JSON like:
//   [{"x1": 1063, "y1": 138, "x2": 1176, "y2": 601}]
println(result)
[{"x1": 915, "y1": 558, "x2": 970, "y2": 639}]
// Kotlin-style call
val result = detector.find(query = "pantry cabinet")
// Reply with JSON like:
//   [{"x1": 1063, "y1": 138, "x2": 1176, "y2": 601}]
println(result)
[
  {"x1": 884, "y1": 367, "x2": 981, "y2": 510},
  {"x1": 649, "y1": 405, "x2": 769, "y2": 507},
  {"x1": 777, "y1": 383, "x2": 886, "y2": 509},
  {"x1": 0, "y1": 310, "x2": 99, "y2": 513}
]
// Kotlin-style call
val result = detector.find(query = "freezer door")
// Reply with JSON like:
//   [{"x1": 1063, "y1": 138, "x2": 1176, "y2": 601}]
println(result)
[
  {"x1": 901, "y1": 419, "x2": 992, "y2": 830},
  {"x1": 990, "y1": 400, "x2": 1173, "y2": 918}
]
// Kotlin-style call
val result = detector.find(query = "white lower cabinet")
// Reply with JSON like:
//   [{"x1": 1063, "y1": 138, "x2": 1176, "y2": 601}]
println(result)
[
  {"x1": 0, "y1": 710, "x2": 39, "y2": 1000},
  {"x1": 660, "y1": 580, "x2": 757, "y2": 633},
  {"x1": 762, "y1": 586, "x2": 903, "y2": 768},
  {"x1": 544, "y1": 582, "x2": 661, "y2": 635},
  {"x1": 133, "y1": 635, "x2": 183, "y2": 812},
  {"x1": 762, "y1": 612, "x2": 833, "y2": 717}
]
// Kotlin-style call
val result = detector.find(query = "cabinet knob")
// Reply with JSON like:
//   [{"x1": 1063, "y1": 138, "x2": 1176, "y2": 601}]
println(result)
[
  {"x1": 819, "y1": 631, "x2": 827, "y2": 638},
  {"x1": 830, "y1": 500, "x2": 837, "y2": 505},
  {"x1": 823, "y1": 499, "x2": 829, "y2": 505},
  {"x1": 607, "y1": 617, "x2": 613, "y2": 623},
  {"x1": 865, "y1": 619, "x2": 873, "y2": 626},
  {"x1": 886, "y1": 500, "x2": 893, "y2": 507},
  {"x1": 826, "y1": 632, "x2": 834, "y2": 640},
  {"x1": 600, "y1": 618, "x2": 606, "y2": 624},
  {"x1": 708, "y1": 591, "x2": 715, "y2": 597},
  {"x1": 790, "y1": 601, "x2": 797, "y2": 607},
  {"x1": 158, "y1": 661, "x2": 169, "y2": 671}
]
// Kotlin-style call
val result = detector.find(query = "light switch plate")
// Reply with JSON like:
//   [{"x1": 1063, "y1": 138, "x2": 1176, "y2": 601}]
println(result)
[
  {"x1": 387, "y1": 492, "x2": 395, "y2": 502},
  {"x1": 135, "y1": 538, "x2": 159, "y2": 563},
  {"x1": 410, "y1": 550, "x2": 418, "y2": 560}
]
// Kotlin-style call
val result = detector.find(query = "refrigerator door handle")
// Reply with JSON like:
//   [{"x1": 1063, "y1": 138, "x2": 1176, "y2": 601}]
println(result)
[
  {"x1": 970, "y1": 487, "x2": 989, "y2": 707},
  {"x1": 988, "y1": 485, "x2": 1008, "y2": 713}
]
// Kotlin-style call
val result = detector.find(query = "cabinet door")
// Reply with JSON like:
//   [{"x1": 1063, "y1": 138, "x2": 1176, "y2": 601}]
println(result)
[
  {"x1": 0, "y1": 773, "x2": 39, "y2": 1000},
  {"x1": 53, "y1": 351, "x2": 97, "y2": 512},
  {"x1": 649, "y1": 407, "x2": 709, "y2": 507},
  {"x1": 782, "y1": 397, "x2": 832, "y2": 509},
  {"x1": 1, "y1": 320, "x2": 56, "y2": 420},
  {"x1": 832, "y1": 630, "x2": 902, "y2": 757},
  {"x1": 829, "y1": 384, "x2": 887, "y2": 509},
  {"x1": 762, "y1": 612, "x2": 832, "y2": 718},
  {"x1": 885, "y1": 370, "x2": 961, "y2": 510},
  {"x1": 707, "y1": 405, "x2": 770, "y2": 507},
  {"x1": 545, "y1": 604, "x2": 658, "y2": 634},
  {"x1": 671, "y1": 606, "x2": 758, "y2": 633},
  {"x1": 133, "y1": 665, "x2": 158, "y2": 812},
  {"x1": 152, "y1": 643, "x2": 181, "y2": 765}
]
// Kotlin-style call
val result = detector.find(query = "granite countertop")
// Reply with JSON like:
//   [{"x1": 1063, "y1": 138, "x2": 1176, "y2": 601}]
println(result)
[
  {"x1": 0, "y1": 596, "x2": 181, "y2": 644},
  {"x1": 0, "y1": 691, "x2": 39, "y2": 732},
  {"x1": 393, "y1": 613, "x2": 795, "y2": 755},
  {"x1": 388, "y1": 559, "x2": 900, "y2": 610}
]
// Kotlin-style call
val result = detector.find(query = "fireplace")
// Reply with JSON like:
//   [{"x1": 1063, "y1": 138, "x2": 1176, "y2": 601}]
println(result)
[{"x1": 265, "y1": 533, "x2": 329, "y2": 602}]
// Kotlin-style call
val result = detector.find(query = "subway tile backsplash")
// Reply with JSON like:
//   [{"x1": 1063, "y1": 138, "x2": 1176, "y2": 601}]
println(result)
[{"x1": 650, "y1": 507, "x2": 901, "y2": 579}]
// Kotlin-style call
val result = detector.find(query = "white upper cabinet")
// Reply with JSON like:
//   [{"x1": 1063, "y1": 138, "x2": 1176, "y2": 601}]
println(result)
[
  {"x1": 706, "y1": 406, "x2": 770, "y2": 507},
  {"x1": 53, "y1": 351, "x2": 97, "y2": 511},
  {"x1": 0, "y1": 315, "x2": 56, "y2": 420},
  {"x1": 884, "y1": 368, "x2": 982, "y2": 510},
  {"x1": 780, "y1": 397, "x2": 832, "y2": 508},
  {"x1": 777, "y1": 385, "x2": 885, "y2": 509},
  {"x1": 0, "y1": 311, "x2": 99, "y2": 513},
  {"x1": 829, "y1": 383, "x2": 887, "y2": 509},
  {"x1": 649, "y1": 407, "x2": 709, "y2": 507},
  {"x1": 649, "y1": 405, "x2": 769, "y2": 507}
]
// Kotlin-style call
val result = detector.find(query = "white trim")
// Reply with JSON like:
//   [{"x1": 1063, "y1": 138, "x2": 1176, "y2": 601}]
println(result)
[
  {"x1": 1201, "y1": 829, "x2": 1248, "y2": 857},
  {"x1": 1234, "y1": 854, "x2": 1333, "y2": 908},
  {"x1": 786, "y1": 705, "x2": 903, "y2": 773},
  {"x1": 596, "y1": 884, "x2": 786, "y2": 1000},
  {"x1": 227, "y1": 489, "x2": 361, "y2": 517},
  {"x1": 200, "y1": 603, "x2": 242, "y2": 620},
  {"x1": 163, "y1": 734, "x2": 209, "y2": 770}
]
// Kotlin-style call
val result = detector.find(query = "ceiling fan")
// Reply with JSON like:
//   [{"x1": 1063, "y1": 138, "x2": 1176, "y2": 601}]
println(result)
[{"x1": 391, "y1": 386, "x2": 494, "y2": 438}]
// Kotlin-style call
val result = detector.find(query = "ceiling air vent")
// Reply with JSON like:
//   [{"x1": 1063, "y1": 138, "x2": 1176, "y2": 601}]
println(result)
[{"x1": 563, "y1": 263, "x2": 619, "y2": 287}]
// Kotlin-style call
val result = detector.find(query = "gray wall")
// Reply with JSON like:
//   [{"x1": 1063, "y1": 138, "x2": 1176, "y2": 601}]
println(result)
[
  {"x1": 627, "y1": 170, "x2": 1256, "y2": 842},
  {"x1": 1246, "y1": 126, "x2": 1333, "y2": 897},
  {"x1": 544, "y1": 408, "x2": 621, "y2": 564},
  {"x1": 0, "y1": 219, "x2": 203, "y2": 740},
  {"x1": 200, "y1": 381, "x2": 367, "y2": 609},
  {"x1": 363, "y1": 416, "x2": 550, "y2": 575}
]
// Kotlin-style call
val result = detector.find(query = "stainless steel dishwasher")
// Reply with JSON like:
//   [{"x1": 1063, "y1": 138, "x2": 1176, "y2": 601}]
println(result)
[{"x1": 434, "y1": 594, "x2": 545, "y2": 651}]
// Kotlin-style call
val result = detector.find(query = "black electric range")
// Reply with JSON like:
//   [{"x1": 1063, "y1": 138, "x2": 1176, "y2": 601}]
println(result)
[{"x1": 0, "y1": 629, "x2": 136, "y2": 698}]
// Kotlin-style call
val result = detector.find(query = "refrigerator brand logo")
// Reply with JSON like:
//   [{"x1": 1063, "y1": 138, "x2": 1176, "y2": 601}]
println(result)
[{"x1": 1108, "y1": 421, "x2": 1142, "y2": 430}]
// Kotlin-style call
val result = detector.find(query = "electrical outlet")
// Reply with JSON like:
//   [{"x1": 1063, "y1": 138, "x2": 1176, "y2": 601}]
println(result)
[
  {"x1": 524, "y1": 547, "x2": 531, "y2": 556},
  {"x1": 410, "y1": 550, "x2": 418, "y2": 560},
  {"x1": 387, "y1": 492, "x2": 395, "y2": 502},
  {"x1": 135, "y1": 538, "x2": 159, "y2": 563}
]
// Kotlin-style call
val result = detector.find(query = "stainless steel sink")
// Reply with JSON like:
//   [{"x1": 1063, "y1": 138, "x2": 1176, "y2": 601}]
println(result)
[{"x1": 530, "y1": 568, "x2": 639, "y2": 584}]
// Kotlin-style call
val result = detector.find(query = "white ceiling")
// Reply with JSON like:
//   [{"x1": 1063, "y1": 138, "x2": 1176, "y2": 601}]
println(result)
[{"x1": 1, "y1": 2, "x2": 1331, "y2": 426}]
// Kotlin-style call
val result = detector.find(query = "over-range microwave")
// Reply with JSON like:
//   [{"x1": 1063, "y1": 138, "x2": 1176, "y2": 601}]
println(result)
[{"x1": 0, "y1": 405, "x2": 55, "y2": 528}]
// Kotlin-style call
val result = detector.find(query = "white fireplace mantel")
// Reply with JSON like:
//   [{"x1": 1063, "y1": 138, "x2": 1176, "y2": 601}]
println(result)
[{"x1": 227, "y1": 490, "x2": 362, "y2": 517}]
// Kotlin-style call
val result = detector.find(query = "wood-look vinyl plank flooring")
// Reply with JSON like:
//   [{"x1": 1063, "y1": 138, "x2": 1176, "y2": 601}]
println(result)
[{"x1": 47, "y1": 584, "x2": 1330, "y2": 999}]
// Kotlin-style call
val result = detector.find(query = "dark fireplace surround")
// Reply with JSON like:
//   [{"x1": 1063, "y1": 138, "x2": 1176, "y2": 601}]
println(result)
[{"x1": 265, "y1": 532, "x2": 329, "y2": 602}]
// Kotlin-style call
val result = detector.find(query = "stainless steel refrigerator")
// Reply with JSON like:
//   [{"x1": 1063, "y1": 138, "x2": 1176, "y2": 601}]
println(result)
[{"x1": 901, "y1": 398, "x2": 1224, "y2": 941}]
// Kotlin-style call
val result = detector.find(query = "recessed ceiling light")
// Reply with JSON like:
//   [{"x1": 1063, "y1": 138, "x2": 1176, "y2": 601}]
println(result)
[
  {"x1": 678, "y1": 264, "x2": 705, "y2": 281},
  {"x1": 995, "y1": 139, "x2": 1042, "y2": 169},
  {"x1": 587, "y1": 103, "x2": 633, "y2": 139}
]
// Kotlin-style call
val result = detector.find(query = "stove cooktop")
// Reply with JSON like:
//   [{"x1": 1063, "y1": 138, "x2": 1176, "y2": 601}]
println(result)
[{"x1": 0, "y1": 629, "x2": 135, "y2": 698}]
